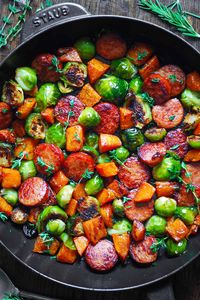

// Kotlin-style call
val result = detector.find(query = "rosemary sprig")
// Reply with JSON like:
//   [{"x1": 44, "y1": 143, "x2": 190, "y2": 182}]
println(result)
[{"x1": 138, "y1": 0, "x2": 200, "y2": 38}]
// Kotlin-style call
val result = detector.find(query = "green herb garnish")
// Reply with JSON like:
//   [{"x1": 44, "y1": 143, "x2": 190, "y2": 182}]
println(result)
[
  {"x1": 12, "y1": 151, "x2": 27, "y2": 169},
  {"x1": 169, "y1": 115, "x2": 175, "y2": 121},
  {"x1": 150, "y1": 237, "x2": 168, "y2": 253},
  {"x1": 151, "y1": 78, "x2": 160, "y2": 83},
  {"x1": 0, "y1": 212, "x2": 8, "y2": 223},
  {"x1": 137, "y1": 50, "x2": 148, "y2": 60},
  {"x1": 141, "y1": 92, "x2": 155, "y2": 107},
  {"x1": 39, "y1": 232, "x2": 54, "y2": 247},
  {"x1": 37, "y1": 157, "x2": 54, "y2": 175}
]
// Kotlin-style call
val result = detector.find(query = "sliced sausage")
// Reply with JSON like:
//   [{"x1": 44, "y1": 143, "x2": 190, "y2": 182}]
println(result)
[
  {"x1": 182, "y1": 163, "x2": 200, "y2": 195},
  {"x1": 0, "y1": 103, "x2": 12, "y2": 129},
  {"x1": 32, "y1": 53, "x2": 61, "y2": 82},
  {"x1": 64, "y1": 152, "x2": 95, "y2": 181},
  {"x1": 138, "y1": 142, "x2": 166, "y2": 167},
  {"x1": 57, "y1": 47, "x2": 82, "y2": 63},
  {"x1": 85, "y1": 240, "x2": 118, "y2": 271},
  {"x1": 34, "y1": 143, "x2": 64, "y2": 175},
  {"x1": 127, "y1": 42, "x2": 153, "y2": 66},
  {"x1": 42, "y1": 187, "x2": 57, "y2": 207},
  {"x1": 0, "y1": 129, "x2": 16, "y2": 143},
  {"x1": 164, "y1": 128, "x2": 188, "y2": 158},
  {"x1": 143, "y1": 73, "x2": 171, "y2": 104},
  {"x1": 94, "y1": 102, "x2": 119, "y2": 134},
  {"x1": 152, "y1": 98, "x2": 184, "y2": 129},
  {"x1": 124, "y1": 189, "x2": 154, "y2": 222},
  {"x1": 132, "y1": 220, "x2": 146, "y2": 242},
  {"x1": 186, "y1": 71, "x2": 200, "y2": 91},
  {"x1": 175, "y1": 185, "x2": 195, "y2": 207},
  {"x1": 130, "y1": 235, "x2": 158, "y2": 264},
  {"x1": 96, "y1": 33, "x2": 127, "y2": 60},
  {"x1": 54, "y1": 96, "x2": 84, "y2": 126},
  {"x1": 19, "y1": 177, "x2": 49, "y2": 207},
  {"x1": 118, "y1": 156, "x2": 150, "y2": 189},
  {"x1": 157, "y1": 65, "x2": 186, "y2": 97}
]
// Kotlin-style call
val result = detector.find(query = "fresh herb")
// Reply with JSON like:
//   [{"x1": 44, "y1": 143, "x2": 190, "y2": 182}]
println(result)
[
  {"x1": 137, "y1": 50, "x2": 148, "y2": 60},
  {"x1": 3, "y1": 293, "x2": 24, "y2": 300},
  {"x1": 49, "y1": 56, "x2": 63, "y2": 73},
  {"x1": 138, "y1": 0, "x2": 200, "y2": 38},
  {"x1": 64, "y1": 110, "x2": 75, "y2": 129},
  {"x1": 38, "y1": 0, "x2": 53, "y2": 10},
  {"x1": 170, "y1": 144, "x2": 180, "y2": 150},
  {"x1": 50, "y1": 255, "x2": 57, "y2": 260},
  {"x1": 37, "y1": 157, "x2": 54, "y2": 175},
  {"x1": 74, "y1": 133, "x2": 81, "y2": 142},
  {"x1": 151, "y1": 78, "x2": 160, "y2": 83},
  {"x1": 169, "y1": 115, "x2": 175, "y2": 121},
  {"x1": 109, "y1": 150, "x2": 123, "y2": 165},
  {"x1": 169, "y1": 74, "x2": 177, "y2": 82},
  {"x1": 69, "y1": 99, "x2": 75, "y2": 108},
  {"x1": 122, "y1": 196, "x2": 131, "y2": 204},
  {"x1": 82, "y1": 168, "x2": 94, "y2": 180},
  {"x1": 39, "y1": 231, "x2": 54, "y2": 247},
  {"x1": 150, "y1": 237, "x2": 168, "y2": 253},
  {"x1": 69, "y1": 180, "x2": 76, "y2": 187},
  {"x1": 2, "y1": 108, "x2": 8, "y2": 114},
  {"x1": 145, "y1": 231, "x2": 152, "y2": 236},
  {"x1": 141, "y1": 92, "x2": 155, "y2": 107},
  {"x1": 12, "y1": 151, "x2": 27, "y2": 169},
  {"x1": 0, "y1": 212, "x2": 8, "y2": 223}
]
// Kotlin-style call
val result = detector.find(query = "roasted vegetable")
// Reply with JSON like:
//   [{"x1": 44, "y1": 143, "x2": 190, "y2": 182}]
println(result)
[
  {"x1": 46, "y1": 219, "x2": 66, "y2": 236},
  {"x1": 175, "y1": 207, "x2": 195, "y2": 225},
  {"x1": 0, "y1": 143, "x2": 12, "y2": 167},
  {"x1": 15, "y1": 67, "x2": 37, "y2": 91},
  {"x1": 56, "y1": 185, "x2": 74, "y2": 208},
  {"x1": 45, "y1": 123, "x2": 66, "y2": 148},
  {"x1": 11, "y1": 207, "x2": 28, "y2": 224},
  {"x1": 155, "y1": 197, "x2": 177, "y2": 217},
  {"x1": 112, "y1": 198, "x2": 124, "y2": 217},
  {"x1": 152, "y1": 155, "x2": 181, "y2": 181},
  {"x1": 74, "y1": 37, "x2": 95, "y2": 60},
  {"x1": 62, "y1": 62, "x2": 87, "y2": 87},
  {"x1": 133, "y1": 94, "x2": 152, "y2": 128},
  {"x1": 85, "y1": 174, "x2": 104, "y2": 195},
  {"x1": 166, "y1": 238, "x2": 187, "y2": 256},
  {"x1": 129, "y1": 76, "x2": 143, "y2": 94},
  {"x1": 181, "y1": 89, "x2": 200, "y2": 111},
  {"x1": 36, "y1": 83, "x2": 61, "y2": 111},
  {"x1": 110, "y1": 146, "x2": 130, "y2": 162},
  {"x1": 144, "y1": 127, "x2": 167, "y2": 142},
  {"x1": 97, "y1": 154, "x2": 111, "y2": 164},
  {"x1": 1, "y1": 188, "x2": 18, "y2": 206},
  {"x1": 78, "y1": 196, "x2": 100, "y2": 220},
  {"x1": 2, "y1": 80, "x2": 24, "y2": 107},
  {"x1": 107, "y1": 219, "x2": 132, "y2": 235},
  {"x1": 187, "y1": 135, "x2": 200, "y2": 149},
  {"x1": 121, "y1": 127, "x2": 144, "y2": 151},
  {"x1": 25, "y1": 113, "x2": 46, "y2": 139},
  {"x1": 78, "y1": 107, "x2": 101, "y2": 127},
  {"x1": 85, "y1": 132, "x2": 99, "y2": 149},
  {"x1": 60, "y1": 232, "x2": 76, "y2": 250},
  {"x1": 111, "y1": 58, "x2": 137, "y2": 80},
  {"x1": 66, "y1": 215, "x2": 84, "y2": 236},
  {"x1": 19, "y1": 160, "x2": 37, "y2": 181},
  {"x1": 183, "y1": 112, "x2": 200, "y2": 131},
  {"x1": 145, "y1": 215, "x2": 167, "y2": 236}
]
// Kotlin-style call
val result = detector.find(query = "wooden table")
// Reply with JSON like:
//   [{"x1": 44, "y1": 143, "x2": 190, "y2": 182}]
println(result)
[{"x1": 0, "y1": 1, "x2": 200, "y2": 299}]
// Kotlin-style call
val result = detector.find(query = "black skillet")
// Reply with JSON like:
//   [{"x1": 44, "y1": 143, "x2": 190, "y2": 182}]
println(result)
[{"x1": 0, "y1": 3, "x2": 200, "y2": 299}]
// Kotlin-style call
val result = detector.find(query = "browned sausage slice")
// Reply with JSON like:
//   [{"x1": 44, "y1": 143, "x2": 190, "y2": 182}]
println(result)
[
  {"x1": 138, "y1": 142, "x2": 166, "y2": 167},
  {"x1": 94, "y1": 102, "x2": 119, "y2": 134},
  {"x1": 152, "y1": 98, "x2": 184, "y2": 129},
  {"x1": 18, "y1": 177, "x2": 49, "y2": 207},
  {"x1": 63, "y1": 152, "x2": 95, "y2": 182},
  {"x1": 54, "y1": 96, "x2": 84, "y2": 126},
  {"x1": 96, "y1": 33, "x2": 127, "y2": 60},
  {"x1": 85, "y1": 240, "x2": 118, "y2": 271},
  {"x1": 0, "y1": 103, "x2": 12, "y2": 129},
  {"x1": 118, "y1": 156, "x2": 150, "y2": 189},
  {"x1": 130, "y1": 235, "x2": 158, "y2": 264},
  {"x1": 164, "y1": 128, "x2": 188, "y2": 158},
  {"x1": 127, "y1": 42, "x2": 153, "y2": 66}
]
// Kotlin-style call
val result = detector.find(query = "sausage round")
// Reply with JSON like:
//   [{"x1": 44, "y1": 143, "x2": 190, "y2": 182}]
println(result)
[
  {"x1": 143, "y1": 73, "x2": 171, "y2": 104},
  {"x1": 34, "y1": 143, "x2": 64, "y2": 175},
  {"x1": 130, "y1": 235, "x2": 158, "y2": 264},
  {"x1": 118, "y1": 156, "x2": 150, "y2": 189},
  {"x1": 0, "y1": 103, "x2": 12, "y2": 129},
  {"x1": 186, "y1": 71, "x2": 200, "y2": 91},
  {"x1": 124, "y1": 189, "x2": 154, "y2": 222},
  {"x1": 138, "y1": 142, "x2": 166, "y2": 167},
  {"x1": 96, "y1": 33, "x2": 127, "y2": 60},
  {"x1": 32, "y1": 53, "x2": 61, "y2": 82},
  {"x1": 164, "y1": 128, "x2": 188, "y2": 158},
  {"x1": 94, "y1": 102, "x2": 119, "y2": 134},
  {"x1": 63, "y1": 152, "x2": 95, "y2": 181},
  {"x1": 85, "y1": 240, "x2": 118, "y2": 271},
  {"x1": 175, "y1": 185, "x2": 195, "y2": 207},
  {"x1": 19, "y1": 177, "x2": 49, "y2": 207},
  {"x1": 54, "y1": 96, "x2": 84, "y2": 126},
  {"x1": 152, "y1": 98, "x2": 184, "y2": 129},
  {"x1": 182, "y1": 163, "x2": 200, "y2": 193}
]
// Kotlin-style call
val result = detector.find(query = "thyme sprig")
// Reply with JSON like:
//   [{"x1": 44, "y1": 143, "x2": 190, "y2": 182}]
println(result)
[
  {"x1": 37, "y1": 156, "x2": 54, "y2": 175},
  {"x1": 0, "y1": 212, "x2": 8, "y2": 223},
  {"x1": 12, "y1": 151, "x2": 27, "y2": 169},
  {"x1": 138, "y1": 0, "x2": 200, "y2": 38},
  {"x1": 150, "y1": 237, "x2": 168, "y2": 253},
  {"x1": 39, "y1": 231, "x2": 54, "y2": 247},
  {"x1": 64, "y1": 99, "x2": 75, "y2": 128}
]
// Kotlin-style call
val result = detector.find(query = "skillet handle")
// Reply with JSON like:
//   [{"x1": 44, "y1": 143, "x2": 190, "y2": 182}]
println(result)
[
  {"x1": 20, "y1": 2, "x2": 90, "y2": 42},
  {"x1": 146, "y1": 280, "x2": 175, "y2": 300}
]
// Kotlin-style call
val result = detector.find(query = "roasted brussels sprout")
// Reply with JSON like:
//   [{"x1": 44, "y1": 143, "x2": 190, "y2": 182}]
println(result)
[
  {"x1": 112, "y1": 199, "x2": 124, "y2": 217},
  {"x1": 133, "y1": 94, "x2": 152, "y2": 128},
  {"x1": 60, "y1": 232, "x2": 76, "y2": 250},
  {"x1": 187, "y1": 135, "x2": 200, "y2": 149},
  {"x1": 1, "y1": 188, "x2": 18, "y2": 206},
  {"x1": 181, "y1": 89, "x2": 200, "y2": 111},
  {"x1": 2, "y1": 80, "x2": 24, "y2": 107},
  {"x1": 152, "y1": 155, "x2": 181, "y2": 181},
  {"x1": 154, "y1": 197, "x2": 177, "y2": 217},
  {"x1": 78, "y1": 196, "x2": 100, "y2": 220},
  {"x1": 145, "y1": 215, "x2": 167, "y2": 236},
  {"x1": 82, "y1": 145, "x2": 99, "y2": 159},
  {"x1": 85, "y1": 174, "x2": 104, "y2": 195},
  {"x1": 97, "y1": 154, "x2": 111, "y2": 164},
  {"x1": 45, "y1": 123, "x2": 66, "y2": 148},
  {"x1": 19, "y1": 160, "x2": 37, "y2": 181},
  {"x1": 46, "y1": 219, "x2": 66, "y2": 236},
  {"x1": 175, "y1": 207, "x2": 195, "y2": 225},
  {"x1": 166, "y1": 239, "x2": 187, "y2": 256},
  {"x1": 95, "y1": 75, "x2": 128, "y2": 102},
  {"x1": 0, "y1": 144, "x2": 12, "y2": 167},
  {"x1": 107, "y1": 219, "x2": 132, "y2": 235},
  {"x1": 111, "y1": 58, "x2": 137, "y2": 80},
  {"x1": 66, "y1": 215, "x2": 84, "y2": 236},
  {"x1": 78, "y1": 107, "x2": 101, "y2": 127},
  {"x1": 183, "y1": 112, "x2": 200, "y2": 131},
  {"x1": 15, "y1": 67, "x2": 37, "y2": 91},
  {"x1": 144, "y1": 127, "x2": 167, "y2": 142},
  {"x1": 85, "y1": 132, "x2": 99, "y2": 149},
  {"x1": 121, "y1": 127, "x2": 144, "y2": 151},
  {"x1": 57, "y1": 81, "x2": 74, "y2": 94},
  {"x1": 129, "y1": 76, "x2": 143, "y2": 94},
  {"x1": 62, "y1": 62, "x2": 87, "y2": 87},
  {"x1": 110, "y1": 146, "x2": 130, "y2": 163},
  {"x1": 36, "y1": 83, "x2": 61, "y2": 111},
  {"x1": 74, "y1": 37, "x2": 95, "y2": 60},
  {"x1": 11, "y1": 207, "x2": 28, "y2": 224},
  {"x1": 25, "y1": 113, "x2": 46, "y2": 139},
  {"x1": 56, "y1": 185, "x2": 74, "y2": 208}
]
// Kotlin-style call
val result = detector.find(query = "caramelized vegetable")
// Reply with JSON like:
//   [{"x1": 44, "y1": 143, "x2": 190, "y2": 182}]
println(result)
[
  {"x1": 82, "y1": 216, "x2": 107, "y2": 244},
  {"x1": 78, "y1": 83, "x2": 101, "y2": 106},
  {"x1": 112, "y1": 233, "x2": 130, "y2": 261},
  {"x1": 99, "y1": 133, "x2": 122, "y2": 153},
  {"x1": 134, "y1": 182, "x2": 155, "y2": 203},
  {"x1": 96, "y1": 162, "x2": 119, "y2": 177},
  {"x1": 73, "y1": 236, "x2": 89, "y2": 256}
]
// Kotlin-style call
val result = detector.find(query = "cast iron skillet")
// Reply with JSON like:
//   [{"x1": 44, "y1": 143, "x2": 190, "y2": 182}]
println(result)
[{"x1": 0, "y1": 2, "x2": 200, "y2": 299}]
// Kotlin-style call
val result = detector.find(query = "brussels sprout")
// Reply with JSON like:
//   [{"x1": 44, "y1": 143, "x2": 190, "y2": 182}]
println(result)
[
  {"x1": 85, "y1": 174, "x2": 104, "y2": 195},
  {"x1": 183, "y1": 112, "x2": 200, "y2": 131},
  {"x1": 57, "y1": 81, "x2": 74, "y2": 94},
  {"x1": 2, "y1": 80, "x2": 24, "y2": 107},
  {"x1": 166, "y1": 239, "x2": 187, "y2": 256},
  {"x1": 121, "y1": 127, "x2": 145, "y2": 151},
  {"x1": 155, "y1": 197, "x2": 177, "y2": 217},
  {"x1": 97, "y1": 154, "x2": 111, "y2": 164},
  {"x1": 129, "y1": 76, "x2": 143, "y2": 94},
  {"x1": 78, "y1": 196, "x2": 100, "y2": 220},
  {"x1": 46, "y1": 219, "x2": 66, "y2": 236},
  {"x1": 187, "y1": 135, "x2": 200, "y2": 149},
  {"x1": 107, "y1": 219, "x2": 132, "y2": 235},
  {"x1": 95, "y1": 75, "x2": 128, "y2": 102},
  {"x1": 60, "y1": 232, "x2": 76, "y2": 250},
  {"x1": 66, "y1": 215, "x2": 84, "y2": 236},
  {"x1": 15, "y1": 67, "x2": 37, "y2": 91},
  {"x1": 111, "y1": 146, "x2": 130, "y2": 162},
  {"x1": 11, "y1": 207, "x2": 28, "y2": 224},
  {"x1": 74, "y1": 37, "x2": 95, "y2": 60},
  {"x1": 0, "y1": 144, "x2": 12, "y2": 167},
  {"x1": 25, "y1": 113, "x2": 46, "y2": 139},
  {"x1": 78, "y1": 107, "x2": 101, "y2": 127},
  {"x1": 36, "y1": 83, "x2": 61, "y2": 111},
  {"x1": 45, "y1": 123, "x2": 66, "y2": 148},
  {"x1": 112, "y1": 199, "x2": 124, "y2": 217},
  {"x1": 111, "y1": 58, "x2": 137, "y2": 80},
  {"x1": 175, "y1": 207, "x2": 195, "y2": 225},
  {"x1": 62, "y1": 62, "x2": 87, "y2": 87},
  {"x1": 1, "y1": 188, "x2": 18, "y2": 206},
  {"x1": 189, "y1": 206, "x2": 198, "y2": 217},
  {"x1": 85, "y1": 132, "x2": 99, "y2": 149},
  {"x1": 82, "y1": 145, "x2": 99, "y2": 159},
  {"x1": 146, "y1": 215, "x2": 167, "y2": 236},
  {"x1": 19, "y1": 160, "x2": 37, "y2": 181},
  {"x1": 181, "y1": 89, "x2": 200, "y2": 111},
  {"x1": 144, "y1": 127, "x2": 167, "y2": 142},
  {"x1": 152, "y1": 155, "x2": 181, "y2": 181},
  {"x1": 133, "y1": 94, "x2": 152, "y2": 128},
  {"x1": 56, "y1": 185, "x2": 74, "y2": 208}
]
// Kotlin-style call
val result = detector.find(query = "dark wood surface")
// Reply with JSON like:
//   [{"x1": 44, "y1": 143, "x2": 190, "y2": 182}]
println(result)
[{"x1": 0, "y1": 1, "x2": 200, "y2": 299}]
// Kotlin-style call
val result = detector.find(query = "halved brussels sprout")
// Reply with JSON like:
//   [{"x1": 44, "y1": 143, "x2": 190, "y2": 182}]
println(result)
[
  {"x1": 133, "y1": 94, "x2": 152, "y2": 128},
  {"x1": 19, "y1": 160, "x2": 37, "y2": 181},
  {"x1": 144, "y1": 127, "x2": 167, "y2": 142},
  {"x1": 62, "y1": 62, "x2": 87, "y2": 87},
  {"x1": 60, "y1": 232, "x2": 76, "y2": 250},
  {"x1": 181, "y1": 89, "x2": 200, "y2": 111},
  {"x1": 175, "y1": 207, "x2": 195, "y2": 225},
  {"x1": 152, "y1": 155, "x2": 181, "y2": 181},
  {"x1": 56, "y1": 185, "x2": 74, "y2": 208},
  {"x1": 1, "y1": 188, "x2": 18, "y2": 206},
  {"x1": 74, "y1": 37, "x2": 95, "y2": 60},
  {"x1": 25, "y1": 113, "x2": 46, "y2": 139},
  {"x1": 78, "y1": 196, "x2": 100, "y2": 220},
  {"x1": 111, "y1": 58, "x2": 137, "y2": 80},
  {"x1": 66, "y1": 215, "x2": 84, "y2": 236},
  {"x1": 15, "y1": 67, "x2": 37, "y2": 91},
  {"x1": 121, "y1": 127, "x2": 144, "y2": 151},
  {"x1": 45, "y1": 123, "x2": 66, "y2": 149},
  {"x1": 46, "y1": 219, "x2": 66, "y2": 236},
  {"x1": 129, "y1": 76, "x2": 143, "y2": 94},
  {"x1": 57, "y1": 81, "x2": 74, "y2": 94},
  {"x1": 85, "y1": 132, "x2": 99, "y2": 149},
  {"x1": 78, "y1": 107, "x2": 101, "y2": 127},
  {"x1": 36, "y1": 83, "x2": 61, "y2": 111},
  {"x1": 183, "y1": 112, "x2": 200, "y2": 131},
  {"x1": 112, "y1": 199, "x2": 124, "y2": 217},
  {"x1": 187, "y1": 135, "x2": 200, "y2": 149},
  {"x1": 2, "y1": 80, "x2": 24, "y2": 107},
  {"x1": 107, "y1": 219, "x2": 132, "y2": 235}
]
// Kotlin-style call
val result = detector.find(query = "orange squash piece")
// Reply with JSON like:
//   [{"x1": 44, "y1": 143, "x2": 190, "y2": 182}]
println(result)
[
  {"x1": 57, "y1": 243, "x2": 77, "y2": 263},
  {"x1": 97, "y1": 188, "x2": 116, "y2": 205},
  {"x1": 12, "y1": 119, "x2": 26, "y2": 137},
  {"x1": 112, "y1": 233, "x2": 131, "y2": 261},
  {"x1": 184, "y1": 149, "x2": 200, "y2": 162},
  {"x1": 73, "y1": 182, "x2": 87, "y2": 200},
  {"x1": 107, "y1": 179, "x2": 128, "y2": 198},
  {"x1": 33, "y1": 236, "x2": 60, "y2": 255},
  {"x1": 134, "y1": 182, "x2": 156, "y2": 203},
  {"x1": 73, "y1": 236, "x2": 89, "y2": 256},
  {"x1": 119, "y1": 107, "x2": 134, "y2": 130},
  {"x1": 14, "y1": 137, "x2": 38, "y2": 160},
  {"x1": 41, "y1": 107, "x2": 55, "y2": 124},
  {"x1": 155, "y1": 181, "x2": 179, "y2": 197},
  {"x1": 96, "y1": 162, "x2": 119, "y2": 177},
  {"x1": 2, "y1": 168, "x2": 21, "y2": 188},
  {"x1": 82, "y1": 216, "x2": 107, "y2": 245},
  {"x1": 194, "y1": 122, "x2": 200, "y2": 135},
  {"x1": 87, "y1": 58, "x2": 110, "y2": 84},
  {"x1": 66, "y1": 198, "x2": 78, "y2": 216},
  {"x1": 100, "y1": 204, "x2": 113, "y2": 227},
  {"x1": 166, "y1": 218, "x2": 189, "y2": 242},
  {"x1": 16, "y1": 98, "x2": 36, "y2": 119},
  {"x1": 66, "y1": 125, "x2": 84, "y2": 152},
  {"x1": 78, "y1": 83, "x2": 101, "y2": 107},
  {"x1": 28, "y1": 207, "x2": 41, "y2": 224},
  {"x1": 49, "y1": 170, "x2": 69, "y2": 193},
  {"x1": 132, "y1": 220, "x2": 145, "y2": 242},
  {"x1": 99, "y1": 133, "x2": 122, "y2": 153},
  {"x1": 139, "y1": 55, "x2": 160, "y2": 79},
  {"x1": 0, "y1": 196, "x2": 13, "y2": 216}
]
